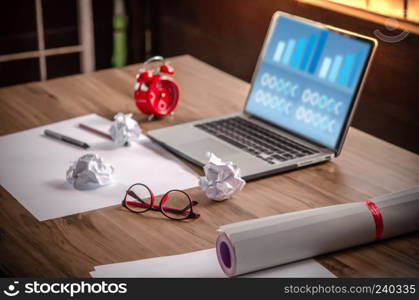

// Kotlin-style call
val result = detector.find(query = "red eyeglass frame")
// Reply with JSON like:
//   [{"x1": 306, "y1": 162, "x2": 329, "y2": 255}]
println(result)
[{"x1": 122, "y1": 183, "x2": 200, "y2": 220}]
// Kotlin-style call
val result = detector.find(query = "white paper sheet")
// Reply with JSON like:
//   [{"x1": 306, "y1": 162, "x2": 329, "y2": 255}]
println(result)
[
  {"x1": 0, "y1": 114, "x2": 198, "y2": 221},
  {"x1": 90, "y1": 248, "x2": 335, "y2": 278}
]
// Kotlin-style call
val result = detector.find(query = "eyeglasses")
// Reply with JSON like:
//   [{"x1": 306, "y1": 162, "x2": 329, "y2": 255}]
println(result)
[{"x1": 122, "y1": 183, "x2": 200, "y2": 220}]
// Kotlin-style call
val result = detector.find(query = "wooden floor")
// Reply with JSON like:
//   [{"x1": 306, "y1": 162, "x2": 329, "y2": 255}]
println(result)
[{"x1": 0, "y1": 55, "x2": 418, "y2": 277}]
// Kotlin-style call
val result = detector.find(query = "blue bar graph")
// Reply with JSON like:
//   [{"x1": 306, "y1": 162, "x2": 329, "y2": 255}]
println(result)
[
  {"x1": 282, "y1": 39, "x2": 296, "y2": 65},
  {"x1": 318, "y1": 57, "x2": 332, "y2": 79},
  {"x1": 300, "y1": 34, "x2": 317, "y2": 71},
  {"x1": 270, "y1": 30, "x2": 365, "y2": 89},
  {"x1": 308, "y1": 30, "x2": 329, "y2": 74},
  {"x1": 347, "y1": 48, "x2": 367, "y2": 88},
  {"x1": 328, "y1": 55, "x2": 343, "y2": 82},
  {"x1": 273, "y1": 41, "x2": 286, "y2": 62},
  {"x1": 290, "y1": 38, "x2": 307, "y2": 68},
  {"x1": 338, "y1": 54, "x2": 354, "y2": 85}
]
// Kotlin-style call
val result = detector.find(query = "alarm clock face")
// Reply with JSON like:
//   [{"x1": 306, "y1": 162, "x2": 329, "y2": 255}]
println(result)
[
  {"x1": 151, "y1": 78, "x2": 180, "y2": 116},
  {"x1": 134, "y1": 56, "x2": 180, "y2": 117}
]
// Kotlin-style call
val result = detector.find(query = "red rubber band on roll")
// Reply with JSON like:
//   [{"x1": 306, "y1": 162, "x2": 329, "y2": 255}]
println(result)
[{"x1": 364, "y1": 200, "x2": 384, "y2": 241}]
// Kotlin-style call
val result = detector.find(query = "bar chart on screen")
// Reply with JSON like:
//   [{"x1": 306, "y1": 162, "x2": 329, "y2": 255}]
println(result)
[
  {"x1": 245, "y1": 14, "x2": 373, "y2": 149},
  {"x1": 272, "y1": 31, "x2": 367, "y2": 89}
]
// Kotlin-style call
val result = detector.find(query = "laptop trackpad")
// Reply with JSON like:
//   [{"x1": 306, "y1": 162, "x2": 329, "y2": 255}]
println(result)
[{"x1": 182, "y1": 138, "x2": 239, "y2": 161}]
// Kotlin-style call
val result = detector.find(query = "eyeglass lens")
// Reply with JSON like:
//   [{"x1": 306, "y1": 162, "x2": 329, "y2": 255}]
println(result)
[
  {"x1": 125, "y1": 184, "x2": 153, "y2": 213},
  {"x1": 160, "y1": 190, "x2": 192, "y2": 220}
]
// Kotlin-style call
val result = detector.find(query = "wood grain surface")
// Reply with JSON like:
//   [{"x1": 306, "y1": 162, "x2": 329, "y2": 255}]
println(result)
[{"x1": 0, "y1": 55, "x2": 418, "y2": 277}]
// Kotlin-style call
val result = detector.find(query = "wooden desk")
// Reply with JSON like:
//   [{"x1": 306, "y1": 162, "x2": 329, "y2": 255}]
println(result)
[{"x1": 0, "y1": 55, "x2": 418, "y2": 277}]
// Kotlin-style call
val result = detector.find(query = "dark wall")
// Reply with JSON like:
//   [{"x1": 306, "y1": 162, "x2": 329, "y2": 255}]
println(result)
[
  {"x1": 153, "y1": 0, "x2": 419, "y2": 154},
  {"x1": 0, "y1": 0, "x2": 127, "y2": 86},
  {"x1": 0, "y1": 0, "x2": 153, "y2": 86}
]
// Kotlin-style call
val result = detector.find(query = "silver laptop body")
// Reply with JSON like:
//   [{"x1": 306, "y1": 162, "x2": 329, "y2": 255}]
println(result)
[{"x1": 148, "y1": 12, "x2": 377, "y2": 181}]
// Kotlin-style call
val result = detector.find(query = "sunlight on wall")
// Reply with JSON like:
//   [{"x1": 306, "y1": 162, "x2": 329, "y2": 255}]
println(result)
[{"x1": 328, "y1": 0, "x2": 418, "y2": 22}]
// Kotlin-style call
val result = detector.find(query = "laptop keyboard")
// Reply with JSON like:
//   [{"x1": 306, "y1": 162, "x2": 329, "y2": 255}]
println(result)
[{"x1": 195, "y1": 116, "x2": 318, "y2": 164}]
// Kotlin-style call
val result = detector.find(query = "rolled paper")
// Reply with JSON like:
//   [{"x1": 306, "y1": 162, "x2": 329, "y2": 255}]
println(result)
[{"x1": 216, "y1": 186, "x2": 419, "y2": 277}]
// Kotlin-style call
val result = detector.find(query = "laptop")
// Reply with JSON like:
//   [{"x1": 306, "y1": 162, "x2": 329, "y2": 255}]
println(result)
[{"x1": 148, "y1": 12, "x2": 377, "y2": 181}]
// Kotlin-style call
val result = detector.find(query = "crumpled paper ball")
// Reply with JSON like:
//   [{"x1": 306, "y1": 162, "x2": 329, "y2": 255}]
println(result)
[
  {"x1": 198, "y1": 152, "x2": 245, "y2": 201},
  {"x1": 66, "y1": 153, "x2": 114, "y2": 189},
  {"x1": 109, "y1": 113, "x2": 142, "y2": 146}
]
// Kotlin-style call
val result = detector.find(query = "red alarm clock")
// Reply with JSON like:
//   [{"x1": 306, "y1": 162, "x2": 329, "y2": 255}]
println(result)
[{"x1": 134, "y1": 56, "x2": 180, "y2": 117}]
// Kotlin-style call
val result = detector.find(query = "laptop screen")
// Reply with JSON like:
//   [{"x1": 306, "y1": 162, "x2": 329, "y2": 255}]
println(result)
[{"x1": 245, "y1": 14, "x2": 374, "y2": 149}]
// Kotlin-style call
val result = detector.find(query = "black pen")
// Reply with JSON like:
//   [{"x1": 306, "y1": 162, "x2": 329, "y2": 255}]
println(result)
[{"x1": 44, "y1": 129, "x2": 90, "y2": 149}]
